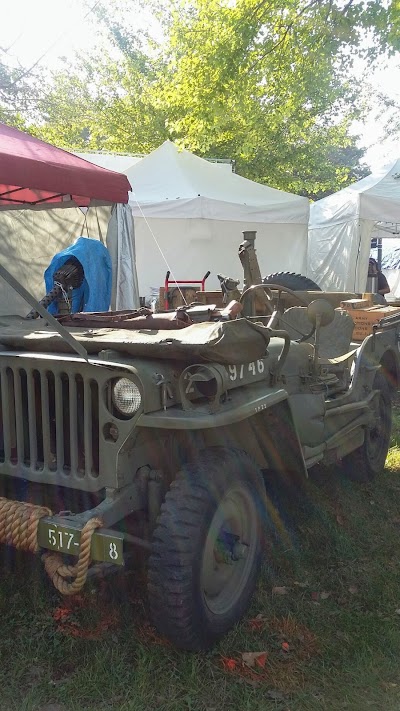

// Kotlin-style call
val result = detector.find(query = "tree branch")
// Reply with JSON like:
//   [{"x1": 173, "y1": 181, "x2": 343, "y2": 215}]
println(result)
[{"x1": 246, "y1": 0, "x2": 322, "y2": 72}]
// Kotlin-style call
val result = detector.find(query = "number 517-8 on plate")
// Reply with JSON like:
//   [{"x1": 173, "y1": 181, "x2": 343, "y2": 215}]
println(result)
[{"x1": 37, "y1": 521, "x2": 124, "y2": 566}]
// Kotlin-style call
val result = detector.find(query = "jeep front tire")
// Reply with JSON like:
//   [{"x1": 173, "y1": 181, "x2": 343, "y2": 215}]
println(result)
[{"x1": 147, "y1": 447, "x2": 264, "y2": 650}]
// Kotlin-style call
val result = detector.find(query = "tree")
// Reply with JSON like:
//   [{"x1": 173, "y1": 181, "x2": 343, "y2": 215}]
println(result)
[
  {"x1": 33, "y1": 0, "x2": 169, "y2": 153},
  {"x1": 388, "y1": 0, "x2": 400, "y2": 51},
  {"x1": 157, "y1": 0, "x2": 393, "y2": 195},
  {"x1": 30, "y1": 0, "x2": 397, "y2": 197}
]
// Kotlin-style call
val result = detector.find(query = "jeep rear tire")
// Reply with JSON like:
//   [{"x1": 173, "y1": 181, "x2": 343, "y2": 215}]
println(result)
[
  {"x1": 342, "y1": 373, "x2": 392, "y2": 482},
  {"x1": 147, "y1": 447, "x2": 264, "y2": 651},
  {"x1": 263, "y1": 272, "x2": 321, "y2": 291}
]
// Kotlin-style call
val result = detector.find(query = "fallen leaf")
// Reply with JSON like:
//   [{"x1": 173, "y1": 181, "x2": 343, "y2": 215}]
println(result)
[
  {"x1": 320, "y1": 591, "x2": 331, "y2": 600},
  {"x1": 294, "y1": 581, "x2": 309, "y2": 588},
  {"x1": 281, "y1": 642, "x2": 290, "y2": 652},
  {"x1": 221, "y1": 656, "x2": 237, "y2": 671},
  {"x1": 52, "y1": 607, "x2": 70, "y2": 623},
  {"x1": 272, "y1": 586, "x2": 288, "y2": 595},
  {"x1": 336, "y1": 513, "x2": 345, "y2": 526},
  {"x1": 242, "y1": 651, "x2": 268, "y2": 668},
  {"x1": 255, "y1": 652, "x2": 268, "y2": 668},
  {"x1": 311, "y1": 592, "x2": 319, "y2": 602},
  {"x1": 395, "y1": 609, "x2": 400, "y2": 615},
  {"x1": 348, "y1": 586, "x2": 358, "y2": 595}
]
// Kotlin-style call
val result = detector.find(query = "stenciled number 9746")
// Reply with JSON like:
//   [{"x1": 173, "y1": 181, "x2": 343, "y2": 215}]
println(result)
[{"x1": 228, "y1": 360, "x2": 265, "y2": 381}]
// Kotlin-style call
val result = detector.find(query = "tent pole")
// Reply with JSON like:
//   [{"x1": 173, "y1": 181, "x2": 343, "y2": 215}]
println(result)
[{"x1": 377, "y1": 238, "x2": 382, "y2": 270}]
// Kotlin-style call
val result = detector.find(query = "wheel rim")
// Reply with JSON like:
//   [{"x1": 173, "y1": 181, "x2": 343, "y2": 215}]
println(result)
[
  {"x1": 200, "y1": 484, "x2": 258, "y2": 616},
  {"x1": 366, "y1": 390, "x2": 389, "y2": 468}
]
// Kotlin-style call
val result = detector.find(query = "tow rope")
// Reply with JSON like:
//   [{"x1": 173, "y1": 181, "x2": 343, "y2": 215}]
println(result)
[{"x1": 0, "y1": 497, "x2": 102, "y2": 595}]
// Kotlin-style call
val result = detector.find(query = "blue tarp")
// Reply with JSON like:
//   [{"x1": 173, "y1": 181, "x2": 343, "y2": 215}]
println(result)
[{"x1": 44, "y1": 237, "x2": 112, "y2": 314}]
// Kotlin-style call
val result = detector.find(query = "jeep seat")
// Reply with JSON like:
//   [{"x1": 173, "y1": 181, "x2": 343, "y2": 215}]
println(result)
[{"x1": 279, "y1": 307, "x2": 355, "y2": 360}]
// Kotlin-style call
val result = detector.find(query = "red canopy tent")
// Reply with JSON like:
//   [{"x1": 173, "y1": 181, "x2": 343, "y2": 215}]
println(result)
[
  {"x1": 0, "y1": 122, "x2": 138, "y2": 311},
  {"x1": 0, "y1": 122, "x2": 131, "y2": 208}
]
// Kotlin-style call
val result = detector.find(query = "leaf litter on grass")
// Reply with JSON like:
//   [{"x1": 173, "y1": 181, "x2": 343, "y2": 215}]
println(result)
[
  {"x1": 51, "y1": 582, "x2": 120, "y2": 640},
  {"x1": 218, "y1": 614, "x2": 318, "y2": 692}
]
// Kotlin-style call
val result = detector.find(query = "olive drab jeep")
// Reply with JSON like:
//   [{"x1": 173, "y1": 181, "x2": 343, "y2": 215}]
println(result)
[{"x1": 0, "y1": 231, "x2": 398, "y2": 650}]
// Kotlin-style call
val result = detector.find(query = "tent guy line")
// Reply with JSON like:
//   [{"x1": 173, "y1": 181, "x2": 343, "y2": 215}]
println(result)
[{"x1": 131, "y1": 191, "x2": 189, "y2": 306}]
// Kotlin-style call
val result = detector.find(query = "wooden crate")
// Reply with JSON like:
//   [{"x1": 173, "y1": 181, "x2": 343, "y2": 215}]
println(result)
[
  {"x1": 195, "y1": 290, "x2": 224, "y2": 308},
  {"x1": 342, "y1": 305, "x2": 400, "y2": 340}
]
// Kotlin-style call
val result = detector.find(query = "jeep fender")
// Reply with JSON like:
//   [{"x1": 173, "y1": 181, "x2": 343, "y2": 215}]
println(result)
[
  {"x1": 353, "y1": 335, "x2": 400, "y2": 392},
  {"x1": 137, "y1": 388, "x2": 307, "y2": 482}
]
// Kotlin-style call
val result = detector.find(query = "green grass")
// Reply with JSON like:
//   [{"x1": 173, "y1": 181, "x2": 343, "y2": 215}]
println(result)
[{"x1": 3, "y1": 416, "x2": 400, "y2": 711}]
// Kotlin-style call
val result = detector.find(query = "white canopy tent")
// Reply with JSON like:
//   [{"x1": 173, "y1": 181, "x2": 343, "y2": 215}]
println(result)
[
  {"x1": 79, "y1": 141, "x2": 309, "y2": 301},
  {"x1": 308, "y1": 160, "x2": 400, "y2": 292},
  {"x1": 376, "y1": 226, "x2": 400, "y2": 298}
]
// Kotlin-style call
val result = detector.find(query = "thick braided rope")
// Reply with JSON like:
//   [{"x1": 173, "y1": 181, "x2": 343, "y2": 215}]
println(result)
[
  {"x1": 0, "y1": 497, "x2": 52, "y2": 553},
  {"x1": 43, "y1": 516, "x2": 103, "y2": 595}
]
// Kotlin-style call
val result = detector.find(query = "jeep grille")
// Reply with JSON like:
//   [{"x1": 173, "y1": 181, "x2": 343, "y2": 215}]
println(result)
[{"x1": 0, "y1": 356, "x2": 116, "y2": 491}]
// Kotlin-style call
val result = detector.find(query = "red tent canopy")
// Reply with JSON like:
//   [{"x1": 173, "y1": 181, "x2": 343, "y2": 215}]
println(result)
[{"x1": 0, "y1": 122, "x2": 132, "y2": 208}]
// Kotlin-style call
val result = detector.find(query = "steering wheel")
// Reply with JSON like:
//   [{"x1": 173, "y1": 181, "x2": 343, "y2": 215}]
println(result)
[{"x1": 239, "y1": 283, "x2": 315, "y2": 342}]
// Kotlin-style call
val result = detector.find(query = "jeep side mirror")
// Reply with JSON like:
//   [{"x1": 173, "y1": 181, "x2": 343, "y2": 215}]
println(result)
[{"x1": 307, "y1": 299, "x2": 335, "y2": 328}]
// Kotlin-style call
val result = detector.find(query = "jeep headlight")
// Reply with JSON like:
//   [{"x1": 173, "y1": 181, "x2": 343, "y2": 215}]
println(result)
[{"x1": 112, "y1": 378, "x2": 141, "y2": 416}]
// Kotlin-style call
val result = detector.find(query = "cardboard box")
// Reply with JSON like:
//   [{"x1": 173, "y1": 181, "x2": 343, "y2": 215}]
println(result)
[
  {"x1": 343, "y1": 305, "x2": 400, "y2": 341},
  {"x1": 340, "y1": 298, "x2": 370, "y2": 309}
]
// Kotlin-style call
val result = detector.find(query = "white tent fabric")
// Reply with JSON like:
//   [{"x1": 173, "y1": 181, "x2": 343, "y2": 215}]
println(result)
[
  {"x1": 76, "y1": 152, "x2": 142, "y2": 173},
  {"x1": 376, "y1": 241, "x2": 400, "y2": 299},
  {"x1": 80, "y1": 141, "x2": 308, "y2": 300},
  {"x1": 106, "y1": 203, "x2": 139, "y2": 310},
  {"x1": 126, "y1": 141, "x2": 307, "y2": 222},
  {"x1": 308, "y1": 159, "x2": 400, "y2": 292}
]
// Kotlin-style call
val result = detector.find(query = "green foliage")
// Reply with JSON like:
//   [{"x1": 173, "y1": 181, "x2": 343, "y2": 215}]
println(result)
[
  {"x1": 388, "y1": 0, "x2": 400, "y2": 50},
  {"x1": 22, "y1": 0, "x2": 399, "y2": 196},
  {"x1": 157, "y1": 0, "x2": 392, "y2": 195},
  {"x1": 35, "y1": 49, "x2": 169, "y2": 153}
]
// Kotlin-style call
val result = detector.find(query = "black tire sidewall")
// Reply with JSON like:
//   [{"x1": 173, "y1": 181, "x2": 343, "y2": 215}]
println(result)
[
  {"x1": 148, "y1": 447, "x2": 265, "y2": 650},
  {"x1": 263, "y1": 272, "x2": 321, "y2": 291}
]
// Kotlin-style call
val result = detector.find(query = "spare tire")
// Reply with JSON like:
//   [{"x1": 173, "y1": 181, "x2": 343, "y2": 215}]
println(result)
[{"x1": 262, "y1": 272, "x2": 321, "y2": 291}]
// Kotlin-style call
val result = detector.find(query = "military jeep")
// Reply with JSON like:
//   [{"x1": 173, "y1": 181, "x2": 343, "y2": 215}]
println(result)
[{"x1": 0, "y1": 232, "x2": 398, "y2": 651}]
